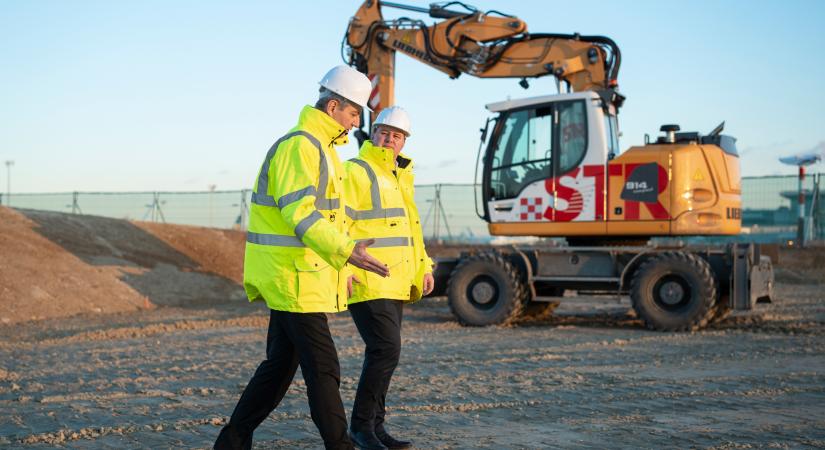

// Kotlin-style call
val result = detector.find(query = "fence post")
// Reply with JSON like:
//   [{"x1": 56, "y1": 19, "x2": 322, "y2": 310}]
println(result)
[
  {"x1": 433, "y1": 185, "x2": 441, "y2": 241},
  {"x1": 797, "y1": 166, "x2": 807, "y2": 247},
  {"x1": 439, "y1": 184, "x2": 453, "y2": 241},
  {"x1": 811, "y1": 173, "x2": 821, "y2": 241},
  {"x1": 150, "y1": 192, "x2": 166, "y2": 223},
  {"x1": 239, "y1": 189, "x2": 249, "y2": 231},
  {"x1": 423, "y1": 184, "x2": 453, "y2": 243},
  {"x1": 71, "y1": 191, "x2": 82, "y2": 214}
]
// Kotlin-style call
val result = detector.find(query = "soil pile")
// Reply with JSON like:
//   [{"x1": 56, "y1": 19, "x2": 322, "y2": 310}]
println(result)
[{"x1": 0, "y1": 207, "x2": 246, "y2": 324}]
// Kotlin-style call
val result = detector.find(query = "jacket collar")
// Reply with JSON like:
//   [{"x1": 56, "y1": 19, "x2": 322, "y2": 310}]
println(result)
[
  {"x1": 297, "y1": 105, "x2": 349, "y2": 147},
  {"x1": 358, "y1": 140, "x2": 414, "y2": 173}
]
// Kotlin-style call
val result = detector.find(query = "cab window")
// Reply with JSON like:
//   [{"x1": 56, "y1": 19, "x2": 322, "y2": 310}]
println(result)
[
  {"x1": 557, "y1": 101, "x2": 587, "y2": 174},
  {"x1": 604, "y1": 113, "x2": 620, "y2": 157},
  {"x1": 489, "y1": 107, "x2": 553, "y2": 199}
]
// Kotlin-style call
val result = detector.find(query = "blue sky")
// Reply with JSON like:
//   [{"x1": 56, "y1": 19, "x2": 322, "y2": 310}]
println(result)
[{"x1": 1, "y1": 0, "x2": 824, "y2": 193}]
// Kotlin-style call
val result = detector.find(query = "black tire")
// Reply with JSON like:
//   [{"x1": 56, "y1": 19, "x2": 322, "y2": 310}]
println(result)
[
  {"x1": 447, "y1": 253, "x2": 528, "y2": 326},
  {"x1": 630, "y1": 252, "x2": 717, "y2": 331}
]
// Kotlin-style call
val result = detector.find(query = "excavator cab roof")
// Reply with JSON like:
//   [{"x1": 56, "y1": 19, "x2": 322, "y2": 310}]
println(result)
[{"x1": 486, "y1": 91, "x2": 603, "y2": 113}]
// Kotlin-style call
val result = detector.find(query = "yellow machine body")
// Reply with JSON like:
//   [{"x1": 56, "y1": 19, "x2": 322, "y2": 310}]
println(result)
[{"x1": 488, "y1": 142, "x2": 741, "y2": 237}]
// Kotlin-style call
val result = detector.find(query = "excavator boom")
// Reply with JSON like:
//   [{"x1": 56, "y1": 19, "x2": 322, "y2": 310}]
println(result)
[{"x1": 345, "y1": 0, "x2": 623, "y2": 118}]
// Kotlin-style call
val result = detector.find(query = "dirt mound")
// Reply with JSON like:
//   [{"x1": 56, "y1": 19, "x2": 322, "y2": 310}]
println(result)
[{"x1": 0, "y1": 207, "x2": 246, "y2": 325}]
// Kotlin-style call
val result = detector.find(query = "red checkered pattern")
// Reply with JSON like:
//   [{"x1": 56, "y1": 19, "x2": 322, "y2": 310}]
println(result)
[{"x1": 519, "y1": 197, "x2": 543, "y2": 221}]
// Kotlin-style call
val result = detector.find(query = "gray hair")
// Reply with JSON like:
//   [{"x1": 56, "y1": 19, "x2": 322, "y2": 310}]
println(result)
[{"x1": 315, "y1": 87, "x2": 362, "y2": 114}]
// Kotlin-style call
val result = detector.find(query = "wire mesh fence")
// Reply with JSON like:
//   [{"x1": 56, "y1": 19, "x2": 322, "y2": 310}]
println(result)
[
  {"x1": 2, "y1": 174, "x2": 822, "y2": 243},
  {"x1": 741, "y1": 173, "x2": 824, "y2": 242},
  {"x1": 1, "y1": 190, "x2": 251, "y2": 230}
]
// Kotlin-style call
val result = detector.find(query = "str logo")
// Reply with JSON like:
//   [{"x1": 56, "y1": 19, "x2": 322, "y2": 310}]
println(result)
[{"x1": 535, "y1": 162, "x2": 670, "y2": 222}]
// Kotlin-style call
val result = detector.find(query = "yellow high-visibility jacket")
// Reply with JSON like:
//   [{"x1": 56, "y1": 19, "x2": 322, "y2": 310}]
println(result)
[
  {"x1": 344, "y1": 140, "x2": 434, "y2": 304},
  {"x1": 244, "y1": 105, "x2": 355, "y2": 313}
]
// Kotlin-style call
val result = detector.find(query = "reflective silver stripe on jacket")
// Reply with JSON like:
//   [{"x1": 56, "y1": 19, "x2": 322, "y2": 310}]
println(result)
[
  {"x1": 247, "y1": 231, "x2": 305, "y2": 247},
  {"x1": 356, "y1": 237, "x2": 412, "y2": 247},
  {"x1": 251, "y1": 130, "x2": 339, "y2": 210},
  {"x1": 345, "y1": 159, "x2": 406, "y2": 220},
  {"x1": 295, "y1": 211, "x2": 324, "y2": 240},
  {"x1": 278, "y1": 185, "x2": 316, "y2": 209},
  {"x1": 314, "y1": 144, "x2": 340, "y2": 211}
]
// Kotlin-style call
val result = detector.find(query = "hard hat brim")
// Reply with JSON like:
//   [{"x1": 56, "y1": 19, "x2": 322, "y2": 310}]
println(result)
[
  {"x1": 317, "y1": 82, "x2": 373, "y2": 112},
  {"x1": 372, "y1": 123, "x2": 410, "y2": 137}
]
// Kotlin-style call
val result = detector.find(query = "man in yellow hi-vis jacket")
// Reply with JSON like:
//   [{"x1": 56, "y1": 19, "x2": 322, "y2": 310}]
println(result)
[
  {"x1": 343, "y1": 106, "x2": 434, "y2": 450},
  {"x1": 215, "y1": 66, "x2": 390, "y2": 450}
]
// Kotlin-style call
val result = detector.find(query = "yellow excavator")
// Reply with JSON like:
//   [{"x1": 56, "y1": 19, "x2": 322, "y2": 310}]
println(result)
[{"x1": 344, "y1": 0, "x2": 773, "y2": 331}]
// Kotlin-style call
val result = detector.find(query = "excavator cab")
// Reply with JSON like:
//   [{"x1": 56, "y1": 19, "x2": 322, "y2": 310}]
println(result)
[{"x1": 480, "y1": 91, "x2": 619, "y2": 236}]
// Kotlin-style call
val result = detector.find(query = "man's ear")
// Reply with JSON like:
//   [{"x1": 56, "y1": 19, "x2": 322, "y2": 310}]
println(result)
[{"x1": 326, "y1": 99, "x2": 339, "y2": 116}]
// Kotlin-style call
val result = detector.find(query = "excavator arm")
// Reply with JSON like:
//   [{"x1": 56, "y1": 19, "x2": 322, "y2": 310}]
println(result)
[{"x1": 344, "y1": 0, "x2": 623, "y2": 121}]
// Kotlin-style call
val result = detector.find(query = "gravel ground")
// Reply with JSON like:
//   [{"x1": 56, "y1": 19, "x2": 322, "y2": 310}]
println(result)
[{"x1": 1, "y1": 280, "x2": 824, "y2": 449}]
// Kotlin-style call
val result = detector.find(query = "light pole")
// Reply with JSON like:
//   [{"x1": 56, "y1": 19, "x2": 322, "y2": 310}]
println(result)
[
  {"x1": 208, "y1": 184, "x2": 217, "y2": 227},
  {"x1": 4, "y1": 160, "x2": 13, "y2": 206},
  {"x1": 779, "y1": 152, "x2": 822, "y2": 247}
]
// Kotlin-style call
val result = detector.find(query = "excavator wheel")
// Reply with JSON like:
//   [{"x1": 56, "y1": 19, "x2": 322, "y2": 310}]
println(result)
[
  {"x1": 630, "y1": 252, "x2": 717, "y2": 332},
  {"x1": 447, "y1": 252, "x2": 528, "y2": 326}
]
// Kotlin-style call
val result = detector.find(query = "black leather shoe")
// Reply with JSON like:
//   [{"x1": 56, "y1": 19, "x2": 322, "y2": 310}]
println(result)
[
  {"x1": 349, "y1": 430, "x2": 388, "y2": 450},
  {"x1": 375, "y1": 428, "x2": 412, "y2": 449}
]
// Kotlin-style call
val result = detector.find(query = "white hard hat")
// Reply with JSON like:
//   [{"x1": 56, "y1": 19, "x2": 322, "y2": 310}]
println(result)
[
  {"x1": 318, "y1": 65, "x2": 372, "y2": 111},
  {"x1": 373, "y1": 106, "x2": 411, "y2": 137}
]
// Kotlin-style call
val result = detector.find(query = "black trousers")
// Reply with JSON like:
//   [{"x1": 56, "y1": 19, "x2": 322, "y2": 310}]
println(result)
[
  {"x1": 214, "y1": 310, "x2": 353, "y2": 450},
  {"x1": 349, "y1": 299, "x2": 404, "y2": 433}
]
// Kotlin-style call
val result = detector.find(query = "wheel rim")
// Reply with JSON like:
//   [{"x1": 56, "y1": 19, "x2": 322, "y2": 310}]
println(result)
[
  {"x1": 467, "y1": 275, "x2": 499, "y2": 310},
  {"x1": 652, "y1": 274, "x2": 692, "y2": 311},
  {"x1": 658, "y1": 281, "x2": 684, "y2": 305}
]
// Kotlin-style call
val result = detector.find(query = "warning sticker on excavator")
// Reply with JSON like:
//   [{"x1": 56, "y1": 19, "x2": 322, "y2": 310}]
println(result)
[{"x1": 693, "y1": 169, "x2": 704, "y2": 181}]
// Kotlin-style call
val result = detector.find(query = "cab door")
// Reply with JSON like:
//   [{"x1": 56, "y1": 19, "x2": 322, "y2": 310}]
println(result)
[{"x1": 485, "y1": 105, "x2": 554, "y2": 223}]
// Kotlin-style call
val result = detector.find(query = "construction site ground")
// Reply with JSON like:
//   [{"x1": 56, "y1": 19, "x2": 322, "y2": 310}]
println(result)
[{"x1": 1, "y1": 207, "x2": 824, "y2": 449}]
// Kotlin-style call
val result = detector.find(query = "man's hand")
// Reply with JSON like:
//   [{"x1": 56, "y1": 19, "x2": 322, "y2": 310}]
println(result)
[
  {"x1": 347, "y1": 239, "x2": 390, "y2": 277},
  {"x1": 422, "y1": 272, "x2": 435, "y2": 296},
  {"x1": 347, "y1": 274, "x2": 361, "y2": 298}
]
